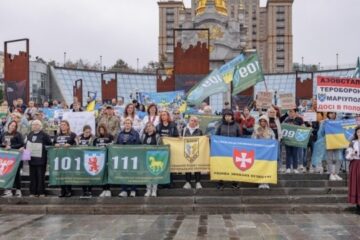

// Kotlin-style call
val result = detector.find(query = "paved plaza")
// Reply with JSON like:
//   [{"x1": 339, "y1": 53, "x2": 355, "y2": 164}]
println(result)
[{"x1": 0, "y1": 213, "x2": 359, "y2": 240}]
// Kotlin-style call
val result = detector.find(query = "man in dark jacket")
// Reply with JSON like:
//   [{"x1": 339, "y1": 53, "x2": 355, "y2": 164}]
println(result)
[{"x1": 215, "y1": 109, "x2": 242, "y2": 137}]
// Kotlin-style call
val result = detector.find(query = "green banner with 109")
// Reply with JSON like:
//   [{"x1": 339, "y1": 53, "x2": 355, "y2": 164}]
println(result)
[
  {"x1": 48, "y1": 147, "x2": 107, "y2": 186},
  {"x1": 107, "y1": 145, "x2": 170, "y2": 185}
]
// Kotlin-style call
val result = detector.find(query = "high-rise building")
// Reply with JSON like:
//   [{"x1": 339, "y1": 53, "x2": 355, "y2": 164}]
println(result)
[{"x1": 158, "y1": 0, "x2": 293, "y2": 73}]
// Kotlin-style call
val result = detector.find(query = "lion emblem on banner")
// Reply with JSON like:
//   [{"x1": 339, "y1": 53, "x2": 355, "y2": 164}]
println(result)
[
  {"x1": 0, "y1": 158, "x2": 16, "y2": 176},
  {"x1": 184, "y1": 139, "x2": 199, "y2": 163},
  {"x1": 83, "y1": 151, "x2": 105, "y2": 176}
]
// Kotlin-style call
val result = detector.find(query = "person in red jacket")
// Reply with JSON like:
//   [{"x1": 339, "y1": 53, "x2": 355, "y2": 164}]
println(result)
[{"x1": 236, "y1": 107, "x2": 255, "y2": 138}]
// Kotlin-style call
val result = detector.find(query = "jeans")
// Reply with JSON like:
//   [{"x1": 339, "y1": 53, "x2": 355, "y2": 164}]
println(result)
[{"x1": 285, "y1": 146, "x2": 298, "y2": 169}]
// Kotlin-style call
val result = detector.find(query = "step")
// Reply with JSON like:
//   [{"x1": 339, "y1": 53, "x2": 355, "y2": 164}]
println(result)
[
  {"x1": 0, "y1": 203, "x2": 354, "y2": 214},
  {"x1": 5, "y1": 187, "x2": 348, "y2": 197},
  {"x1": 0, "y1": 194, "x2": 348, "y2": 205}
]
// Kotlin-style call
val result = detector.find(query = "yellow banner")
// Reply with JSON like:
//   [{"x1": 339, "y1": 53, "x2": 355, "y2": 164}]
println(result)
[
  {"x1": 210, "y1": 157, "x2": 277, "y2": 184},
  {"x1": 162, "y1": 136, "x2": 210, "y2": 173}
]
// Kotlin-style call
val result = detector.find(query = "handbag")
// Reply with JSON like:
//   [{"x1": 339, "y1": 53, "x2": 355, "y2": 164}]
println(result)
[{"x1": 21, "y1": 149, "x2": 31, "y2": 161}]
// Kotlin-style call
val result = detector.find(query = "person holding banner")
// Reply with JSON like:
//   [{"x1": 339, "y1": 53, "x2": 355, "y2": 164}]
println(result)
[
  {"x1": 283, "y1": 109, "x2": 304, "y2": 174},
  {"x1": 77, "y1": 125, "x2": 95, "y2": 198},
  {"x1": 54, "y1": 120, "x2": 77, "y2": 197},
  {"x1": 26, "y1": 120, "x2": 52, "y2": 197},
  {"x1": 94, "y1": 124, "x2": 114, "y2": 197},
  {"x1": 236, "y1": 107, "x2": 255, "y2": 138},
  {"x1": 215, "y1": 109, "x2": 242, "y2": 189},
  {"x1": 141, "y1": 122, "x2": 161, "y2": 197},
  {"x1": 267, "y1": 107, "x2": 282, "y2": 170},
  {"x1": 117, "y1": 118, "x2": 141, "y2": 197},
  {"x1": 346, "y1": 126, "x2": 360, "y2": 213},
  {"x1": 182, "y1": 116, "x2": 203, "y2": 190},
  {"x1": 0, "y1": 121, "x2": 24, "y2": 197},
  {"x1": 326, "y1": 112, "x2": 344, "y2": 181},
  {"x1": 252, "y1": 115, "x2": 275, "y2": 189}
]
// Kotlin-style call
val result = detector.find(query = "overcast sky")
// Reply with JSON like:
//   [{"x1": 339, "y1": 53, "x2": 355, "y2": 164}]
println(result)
[{"x1": 0, "y1": 0, "x2": 359, "y2": 70}]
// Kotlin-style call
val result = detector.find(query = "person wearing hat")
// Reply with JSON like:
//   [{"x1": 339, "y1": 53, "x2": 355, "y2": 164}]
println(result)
[
  {"x1": 97, "y1": 105, "x2": 121, "y2": 139},
  {"x1": 252, "y1": 115, "x2": 275, "y2": 189}
]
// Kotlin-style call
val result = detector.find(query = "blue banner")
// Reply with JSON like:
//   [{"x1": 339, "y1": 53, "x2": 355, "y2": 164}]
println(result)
[{"x1": 139, "y1": 90, "x2": 186, "y2": 112}]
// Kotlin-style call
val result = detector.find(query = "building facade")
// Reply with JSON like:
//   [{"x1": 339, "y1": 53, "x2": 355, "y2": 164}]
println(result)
[
  {"x1": 0, "y1": 51, "x2": 4, "y2": 80},
  {"x1": 158, "y1": 0, "x2": 293, "y2": 73}
]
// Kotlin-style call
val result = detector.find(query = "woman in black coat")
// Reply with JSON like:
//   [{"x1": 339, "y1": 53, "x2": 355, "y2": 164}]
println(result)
[
  {"x1": 26, "y1": 120, "x2": 52, "y2": 197},
  {"x1": 0, "y1": 120, "x2": 24, "y2": 197}
]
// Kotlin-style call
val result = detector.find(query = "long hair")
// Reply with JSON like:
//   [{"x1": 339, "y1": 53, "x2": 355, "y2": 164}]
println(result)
[
  {"x1": 147, "y1": 103, "x2": 158, "y2": 116},
  {"x1": 59, "y1": 120, "x2": 71, "y2": 135},
  {"x1": 159, "y1": 110, "x2": 172, "y2": 124},
  {"x1": 124, "y1": 103, "x2": 135, "y2": 119},
  {"x1": 7, "y1": 120, "x2": 18, "y2": 135},
  {"x1": 97, "y1": 123, "x2": 108, "y2": 137},
  {"x1": 353, "y1": 126, "x2": 360, "y2": 141}
]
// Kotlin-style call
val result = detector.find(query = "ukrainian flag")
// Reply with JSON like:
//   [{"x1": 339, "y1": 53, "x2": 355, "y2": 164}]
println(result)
[
  {"x1": 210, "y1": 135, "x2": 278, "y2": 184},
  {"x1": 324, "y1": 119, "x2": 357, "y2": 149}
]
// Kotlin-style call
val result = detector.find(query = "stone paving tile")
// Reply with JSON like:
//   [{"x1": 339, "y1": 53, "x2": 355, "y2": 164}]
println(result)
[{"x1": 0, "y1": 213, "x2": 359, "y2": 240}]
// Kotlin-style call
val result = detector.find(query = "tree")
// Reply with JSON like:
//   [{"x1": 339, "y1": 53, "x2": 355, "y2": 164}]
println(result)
[
  {"x1": 110, "y1": 59, "x2": 135, "y2": 73},
  {"x1": 142, "y1": 61, "x2": 164, "y2": 73}
]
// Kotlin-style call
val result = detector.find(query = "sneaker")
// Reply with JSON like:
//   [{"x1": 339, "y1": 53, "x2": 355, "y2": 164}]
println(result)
[
  {"x1": 2, "y1": 190, "x2": 13, "y2": 198},
  {"x1": 183, "y1": 182, "x2": 192, "y2": 189},
  {"x1": 329, "y1": 174, "x2": 337, "y2": 181},
  {"x1": 293, "y1": 169, "x2": 300, "y2": 174},
  {"x1": 105, "y1": 190, "x2": 112, "y2": 197},
  {"x1": 38, "y1": 194, "x2": 46, "y2": 198},
  {"x1": 151, "y1": 190, "x2": 157, "y2": 197},
  {"x1": 285, "y1": 168, "x2": 292, "y2": 174},
  {"x1": 216, "y1": 182, "x2": 224, "y2": 190},
  {"x1": 99, "y1": 190, "x2": 107, "y2": 197},
  {"x1": 335, "y1": 174, "x2": 343, "y2": 181},
  {"x1": 80, "y1": 192, "x2": 91, "y2": 199},
  {"x1": 130, "y1": 191, "x2": 136, "y2": 197},
  {"x1": 232, "y1": 182, "x2": 240, "y2": 189},
  {"x1": 144, "y1": 190, "x2": 151, "y2": 197},
  {"x1": 29, "y1": 194, "x2": 36, "y2": 197},
  {"x1": 259, "y1": 184, "x2": 270, "y2": 189},
  {"x1": 195, "y1": 182, "x2": 202, "y2": 190},
  {"x1": 15, "y1": 190, "x2": 22, "y2": 197},
  {"x1": 119, "y1": 191, "x2": 128, "y2": 197}
]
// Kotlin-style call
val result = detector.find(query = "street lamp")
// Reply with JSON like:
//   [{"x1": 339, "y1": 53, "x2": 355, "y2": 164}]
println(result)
[
  {"x1": 100, "y1": 55, "x2": 102, "y2": 71},
  {"x1": 64, "y1": 52, "x2": 67, "y2": 67},
  {"x1": 301, "y1": 56, "x2": 304, "y2": 71},
  {"x1": 137, "y1": 58, "x2": 139, "y2": 72},
  {"x1": 318, "y1": 62, "x2": 321, "y2": 70},
  {"x1": 336, "y1": 53, "x2": 339, "y2": 70}
]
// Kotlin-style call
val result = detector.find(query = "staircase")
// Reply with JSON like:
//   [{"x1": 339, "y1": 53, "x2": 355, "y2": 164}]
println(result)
[{"x1": 0, "y1": 173, "x2": 354, "y2": 214}]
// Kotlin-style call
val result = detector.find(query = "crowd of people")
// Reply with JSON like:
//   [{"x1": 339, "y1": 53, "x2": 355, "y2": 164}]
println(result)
[{"x1": 0, "y1": 97, "x2": 359, "y2": 212}]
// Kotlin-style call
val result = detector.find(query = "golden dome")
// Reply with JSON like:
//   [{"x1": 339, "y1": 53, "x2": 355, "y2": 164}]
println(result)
[{"x1": 195, "y1": 0, "x2": 228, "y2": 16}]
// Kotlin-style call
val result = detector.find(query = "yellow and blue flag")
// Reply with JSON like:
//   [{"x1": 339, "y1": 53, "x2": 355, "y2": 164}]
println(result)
[
  {"x1": 210, "y1": 135, "x2": 278, "y2": 184},
  {"x1": 324, "y1": 119, "x2": 357, "y2": 149}
]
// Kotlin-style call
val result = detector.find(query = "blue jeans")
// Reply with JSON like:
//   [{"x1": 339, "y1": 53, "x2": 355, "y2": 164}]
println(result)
[{"x1": 285, "y1": 146, "x2": 298, "y2": 169}]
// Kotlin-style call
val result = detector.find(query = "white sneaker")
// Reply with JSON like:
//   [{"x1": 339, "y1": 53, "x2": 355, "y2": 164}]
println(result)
[
  {"x1": 335, "y1": 174, "x2": 343, "y2": 181},
  {"x1": 195, "y1": 182, "x2": 202, "y2": 189},
  {"x1": 144, "y1": 190, "x2": 151, "y2": 197},
  {"x1": 2, "y1": 190, "x2": 13, "y2": 198},
  {"x1": 105, "y1": 190, "x2": 112, "y2": 197},
  {"x1": 258, "y1": 184, "x2": 270, "y2": 189},
  {"x1": 329, "y1": 174, "x2": 337, "y2": 181},
  {"x1": 293, "y1": 169, "x2": 300, "y2": 174},
  {"x1": 151, "y1": 190, "x2": 157, "y2": 197},
  {"x1": 183, "y1": 182, "x2": 192, "y2": 189},
  {"x1": 99, "y1": 190, "x2": 107, "y2": 197},
  {"x1": 119, "y1": 191, "x2": 128, "y2": 197},
  {"x1": 15, "y1": 190, "x2": 22, "y2": 197},
  {"x1": 130, "y1": 191, "x2": 136, "y2": 197},
  {"x1": 285, "y1": 168, "x2": 292, "y2": 174}
]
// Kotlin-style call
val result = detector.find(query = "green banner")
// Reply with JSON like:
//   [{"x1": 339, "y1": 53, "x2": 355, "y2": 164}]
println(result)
[
  {"x1": 281, "y1": 124, "x2": 312, "y2": 148},
  {"x1": 232, "y1": 53, "x2": 264, "y2": 95},
  {"x1": 48, "y1": 147, "x2": 107, "y2": 186},
  {"x1": 187, "y1": 114, "x2": 222, "y2": 135},
  {"x1": 0, "y1": 150, "x2": 21, "y2": 189},
  {"x1": 186, "y1": 69, "x2": 228, "y2": 106},
  {"x1": 107, "y1": 145, "x2": 170, "y2": 185}
]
